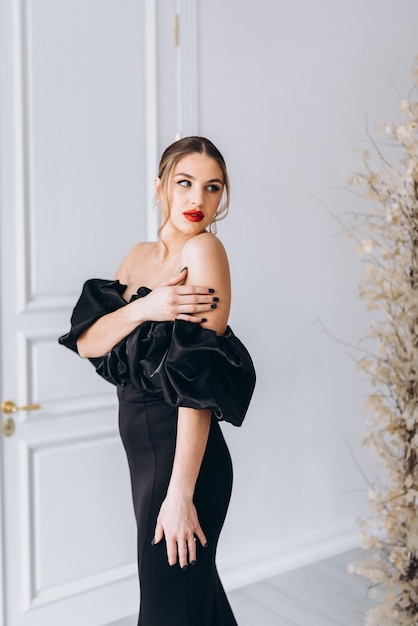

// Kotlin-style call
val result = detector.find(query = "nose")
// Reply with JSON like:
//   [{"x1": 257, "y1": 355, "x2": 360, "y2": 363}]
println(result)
[{"x1": 191, "y1": 185, "x2": 204, "y2": 206}]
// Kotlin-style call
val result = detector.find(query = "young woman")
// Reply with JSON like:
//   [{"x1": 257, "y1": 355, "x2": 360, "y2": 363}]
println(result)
[{"x1": 59, "y1": 136, "x2": 256, "y2": 626}]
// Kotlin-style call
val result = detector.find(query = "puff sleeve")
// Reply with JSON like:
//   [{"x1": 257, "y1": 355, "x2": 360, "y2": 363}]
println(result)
[
  {"x1": 124, "y1": 319, "x2": 256, "y2": 426},
  {"x1": 59, "y1": 279, "x2": 256, "y2": 426},
  {"x1": 58, "y1": 279, "x2": 128, "y2": 354}
]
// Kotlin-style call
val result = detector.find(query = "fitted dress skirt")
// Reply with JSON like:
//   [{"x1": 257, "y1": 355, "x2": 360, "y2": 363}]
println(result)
[{"x1": 117, "y1": 383, "x2": 238, "y2": 626}]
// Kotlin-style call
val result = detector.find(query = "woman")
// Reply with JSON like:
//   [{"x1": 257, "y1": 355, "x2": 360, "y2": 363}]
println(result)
[{"x1": 59, "y1": 136, "x2": 256, "y2": 626}]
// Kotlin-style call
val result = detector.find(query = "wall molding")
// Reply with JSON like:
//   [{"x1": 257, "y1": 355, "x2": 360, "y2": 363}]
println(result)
[
  {"x1": 219, "y1": 521, "x2": 361, "y2": 592},
  {"x1": 31, "y1": 563, "x2": 137, "y2": 610},
  {"x1": 20, "y1": 333, "x2": 116, "y2": 416},
  {"x1": 23, "y1": 294, "x2": 85, "y2": 313}
]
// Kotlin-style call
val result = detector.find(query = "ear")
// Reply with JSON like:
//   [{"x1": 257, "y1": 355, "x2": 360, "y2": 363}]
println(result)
[{"x1": 154, "y1": 177, "x2": 161, "y2": 203}]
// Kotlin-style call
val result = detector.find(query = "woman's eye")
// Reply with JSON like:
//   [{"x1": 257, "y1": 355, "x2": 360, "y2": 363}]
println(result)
[
  {"x1": 207, "y1": 184, "x2": 221, "y2": 192},
  {"x1": 178, "y1": 180, "x2": 191, "y2": 187}
]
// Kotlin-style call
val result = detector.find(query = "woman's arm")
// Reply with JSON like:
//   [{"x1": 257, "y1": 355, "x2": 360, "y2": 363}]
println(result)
[
  {"x1": 153, "y1": 407, "x2": 211, "y2": 568},
  {"x1": 152, "y1": 233, "x2": 231, "y2": 567},
  {"x1": 77, "y1": 267, "x2": 220, "y2": 358}
]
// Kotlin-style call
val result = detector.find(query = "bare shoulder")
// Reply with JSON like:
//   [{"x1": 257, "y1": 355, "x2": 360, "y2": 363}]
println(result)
[{"x1": 182, "y1": 233, "x2": 229, "y2": 268}]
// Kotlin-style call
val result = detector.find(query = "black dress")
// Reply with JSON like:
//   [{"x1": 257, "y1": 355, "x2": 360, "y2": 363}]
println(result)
[{"x1": 59, "y1": 279, "x2": 256, "y2": 626}]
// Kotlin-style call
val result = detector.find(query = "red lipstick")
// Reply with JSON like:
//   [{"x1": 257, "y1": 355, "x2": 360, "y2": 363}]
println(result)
[{"x1": 183, "y1": 210, "x2": 204, "y2": 222}]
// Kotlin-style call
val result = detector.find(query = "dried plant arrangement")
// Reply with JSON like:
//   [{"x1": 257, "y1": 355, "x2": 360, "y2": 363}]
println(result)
[{"x1": 347, "y1": 57, "x2": 418, "y2": 625}]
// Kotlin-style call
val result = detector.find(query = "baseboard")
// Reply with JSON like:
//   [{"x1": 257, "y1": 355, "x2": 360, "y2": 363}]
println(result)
[{"x1": 219, "y1": 521, "x2": 361, "y2": 592}]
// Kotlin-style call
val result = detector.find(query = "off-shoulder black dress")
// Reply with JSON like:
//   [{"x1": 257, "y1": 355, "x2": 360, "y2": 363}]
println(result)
[{"x1": 59, "y1": 279, "x2": 256, "y2": 626}]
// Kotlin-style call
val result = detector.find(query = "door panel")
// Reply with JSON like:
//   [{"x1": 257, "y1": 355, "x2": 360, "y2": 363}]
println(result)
[
  {"x1": 27, "y1": 0, "x2": 148, "y2": 296},
  {"x1": 29, "y1": 432, "x2": 134, "y2": 599}
]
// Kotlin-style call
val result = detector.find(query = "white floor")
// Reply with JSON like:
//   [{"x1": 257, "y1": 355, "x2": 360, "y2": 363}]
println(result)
[
  {"x1": 110, "y1": 549, "x2": 373, "y2": 626},
  {"x1": 228, "y1": 549, "x2": 372, "y2": 626}
]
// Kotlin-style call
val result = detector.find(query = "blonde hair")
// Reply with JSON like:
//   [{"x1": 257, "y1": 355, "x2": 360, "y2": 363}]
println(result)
[{"x1": 156, "y1": 136, "x2": 230, "y2": 238}]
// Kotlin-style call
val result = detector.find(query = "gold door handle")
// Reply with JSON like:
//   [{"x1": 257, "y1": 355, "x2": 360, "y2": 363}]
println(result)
[
  {"x1": 1, "y1": 400, "x2": 42, "y2": 414},
  {"x1": 1, "y1": 400, "x2": 41, "y2": 438}
]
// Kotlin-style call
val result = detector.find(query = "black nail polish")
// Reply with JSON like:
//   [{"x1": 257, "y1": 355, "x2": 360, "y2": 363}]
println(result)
[
  {"x1": 181, "y1": 266, "x2": 187, "y2": 272},
  {"x1": 208, "y1": 288, "x2": 215, "y2": 293},
  {"x1": 201, "y1": 318, "x2": 207, "y2": 323},
  {"x1": 204, "y1": 542, "x2": 208, "y2": 548},
  {"x1": 190, "y1": 560, "x2": 196, "y2": 566},
  {"x1": 210, "y1": 304, "x2": 217, "y2": 309},
  {"x1": 151, "y1": 537, "x2": 156, "y2": 545},
  {"x1": 170, "y1": 563, "x2": 175, "y2": 567},
  {"x1": 212, "y1": 297, "x2": 219, "y2": 302},
  {"x1": 182, "y1": 565, "x2": 188, "y2": 570}
]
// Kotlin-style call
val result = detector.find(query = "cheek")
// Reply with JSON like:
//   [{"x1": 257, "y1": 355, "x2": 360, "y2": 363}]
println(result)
[
  {"x1": 211, "y1": 194, "x2": 222, "y2": 210},
  {"x1": 170, "y1": 186, "x2": 186, "y2": 206}
]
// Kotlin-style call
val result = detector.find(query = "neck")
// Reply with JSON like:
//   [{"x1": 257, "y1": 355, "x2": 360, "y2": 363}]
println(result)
[{"x1": 157, "y1": 223, "x2": 202, "y2": 258}]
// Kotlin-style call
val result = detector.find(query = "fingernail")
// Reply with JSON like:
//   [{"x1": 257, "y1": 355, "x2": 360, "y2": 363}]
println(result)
[
  {"x1": 210, "y1": 304, "x2": 217, "y2": 309},
  {"x1": 212, "y1": 297, "x2": 219, "y2": 302},
  {"x1": 201, "y1": 318, "x2": 207, "y2": 323},
  {"x1": 170, "y1": 563, "x2": 176, "y2": 567},
  {"x1": 181, "y1": 266, "x2": 187, "y2": 272},
  {"x1": 151, "y1": 537, "x2": 156, "y2": 545},
  {"x1": 190, "y1": 560, "x2": 196, "y2": 566},
  {"x1": 204, "y1": 542, "x2": 208, "y2": 548},
  {"x1": 208, "y1": 288, "x2": 215, "y2": 293},
  {"x1": 182, "y1": 565, "x2": 188, "y2": 570}
]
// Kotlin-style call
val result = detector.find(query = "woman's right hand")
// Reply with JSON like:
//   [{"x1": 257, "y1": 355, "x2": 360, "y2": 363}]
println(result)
[{"x1": 131, "y1": 268, "x2": 219, "y2": 324}]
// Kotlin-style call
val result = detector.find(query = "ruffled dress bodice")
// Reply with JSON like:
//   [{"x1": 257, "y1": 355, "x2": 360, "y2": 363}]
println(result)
[{"x1": 59, "y1": 279, "x2": 256, "y2": 426}]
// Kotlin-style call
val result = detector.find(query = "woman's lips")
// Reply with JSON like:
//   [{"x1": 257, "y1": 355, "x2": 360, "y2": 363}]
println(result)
[{"x1": 183, "y1": 210, "x2": 204, "y2": 222}]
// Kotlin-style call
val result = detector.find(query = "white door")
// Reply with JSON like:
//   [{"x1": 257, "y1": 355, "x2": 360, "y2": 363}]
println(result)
[{"x1": 0, "y1": 1, "x2": 160, "y2": 624}]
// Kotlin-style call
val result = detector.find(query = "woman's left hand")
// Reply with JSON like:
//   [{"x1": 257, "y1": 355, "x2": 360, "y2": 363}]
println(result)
[{"x1": 152, "y1": 491, "x2": 207, "y2": 569}]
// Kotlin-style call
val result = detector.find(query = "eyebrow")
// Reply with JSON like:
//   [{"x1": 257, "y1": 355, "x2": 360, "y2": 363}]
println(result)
[{"x1": 174, "y1": 172, "x2": 224, "y2": 184}]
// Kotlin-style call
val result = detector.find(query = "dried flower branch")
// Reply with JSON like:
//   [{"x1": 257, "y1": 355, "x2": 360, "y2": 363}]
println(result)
[{"x1": 349, "y1": 56, "x2": 418, "y2": 625}]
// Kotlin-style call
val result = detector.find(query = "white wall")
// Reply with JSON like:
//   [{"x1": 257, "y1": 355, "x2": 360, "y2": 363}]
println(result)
[{"x1": 195, "y1": 0, "x2": 418, "y2": 587}]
